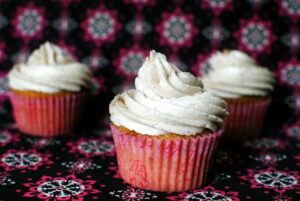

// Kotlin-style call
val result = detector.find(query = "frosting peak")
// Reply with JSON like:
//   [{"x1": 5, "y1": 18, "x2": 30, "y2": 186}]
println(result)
[
  {"x1": 8, "y1": 42, "x2": 92, "y2": 93},
  {"x1": 110, "y1": 50, "x2": 228, "y2": 136},
  {"x1": 209, "y1": 50, "x2": 256, "y2": 69},
  {"x1": 135, "y1": 50, "x2": 203, "y2": 99},
  {"x1": 202, "y1": 50, "x2": 275, "y2": 98},
  {"x1": 27, "y1": 42, "x2": 74, "y2": 65}
]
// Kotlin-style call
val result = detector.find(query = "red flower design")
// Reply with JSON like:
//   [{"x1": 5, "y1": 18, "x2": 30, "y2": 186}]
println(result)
[
  {"x1": 234, "y1": 16, "x2": 276, "y2": 57},
  {"x1": 201, "y1": 0, "x2": 234, "y2": 16},
  {"x1": 192, "y1": 53, "x2": 214, "y2": 77},
  {"x1": 23, "y1": 175, "x2": 99, "y2": 201},
  {"x1": 0, "y1": 149, "x2": 52, "y2": 171},
  {"x1": 240, "y1": 168, "x2": 300, "y2": 193},
  {"x1": 156, "y1": 8, "x2": 198, "y2": 52},
  {"x1": 113, "y1": 45, "x2": 148, "y2": 79},
  {"x1": 277, "y1": 59, "x2": 300, "y2": 88},
  {"x1": 167, "y1": 185, "x2": 239, "y2": 200},
  {"x1": 67, "y1": 138, "x2": 115, "y2": 157},
  {"x1": 12, "y1": 3, "x2": 47, "y2": 43},
  {"x1": 81, "y1": 5, "x2": 121, "y2": 46}
]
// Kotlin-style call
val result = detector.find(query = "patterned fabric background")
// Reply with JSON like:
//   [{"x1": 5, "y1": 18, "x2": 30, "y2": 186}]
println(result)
[{"x1": 0, "y1": 0, "x2": 299, "y2": 200}]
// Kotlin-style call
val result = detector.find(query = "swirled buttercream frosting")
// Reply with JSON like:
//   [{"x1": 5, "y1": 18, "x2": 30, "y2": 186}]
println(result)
[
  {"x1": 8, "y1": 42, "x2": 92, "y2": 93},
  {"x1": 110, "y1": 50, "x2": 228, "y2": 136},
  {"x1": 202, "y1": 50, "x2": 275, "y2": 98}
]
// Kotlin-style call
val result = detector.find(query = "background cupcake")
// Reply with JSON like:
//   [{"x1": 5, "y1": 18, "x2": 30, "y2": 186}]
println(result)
[
  {"x1": 110, "y1": 50, "x2": 228, "y2": 192},
  {"x1": 202, "y1": 50, "x2": 275, "y2": 141},
  {"x1": 8, "y1": 42, "x2": 92, "y2": 137}
]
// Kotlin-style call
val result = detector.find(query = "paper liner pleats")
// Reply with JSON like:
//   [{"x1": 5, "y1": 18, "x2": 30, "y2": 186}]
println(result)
[
  {"x1": 9, "y1": 92, "x2": 87, "y2": 137},
  {"x1": 224, "y1": 98, "x2": 271, "y2": 141},
  {"x1": 111, "y1": 125, "x2": 223, "y2": 192}
]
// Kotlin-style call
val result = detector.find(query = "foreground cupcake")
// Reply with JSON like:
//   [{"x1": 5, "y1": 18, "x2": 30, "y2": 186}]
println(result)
[
  {"x1": 202, "y1": 50, "x2": 275, "y2": 141},
  {"x1": 109, "y1": 50, "x2": 228, "y2": 192},
  {"x1": 8, "y1": 42, "x2": 92, "y2": 137}
]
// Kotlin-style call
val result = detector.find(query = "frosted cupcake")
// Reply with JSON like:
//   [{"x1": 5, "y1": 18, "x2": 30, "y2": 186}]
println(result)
[
  {"x1": 202, "y1": 50, "x2": 275, "y2": 141},
  {"x1": 8, "y1": 42, "x2": 92, "y2": 137},
  {"x1": 110, "y1": 50, "x2": 228, "y2": 192}
]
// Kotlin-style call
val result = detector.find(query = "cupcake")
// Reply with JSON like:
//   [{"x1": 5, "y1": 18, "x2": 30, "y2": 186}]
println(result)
[
  {"x1": 202, "y1": 50, "x2": 275, "y2": 141},
  {"x1": 8, "y1": 42, "x2": 92, "y2": 137},
  {"x1": 109, "y1": 50, "x2": 228, "y2": 192}
]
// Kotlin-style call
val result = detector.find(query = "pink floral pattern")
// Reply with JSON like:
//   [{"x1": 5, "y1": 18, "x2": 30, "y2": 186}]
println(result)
[
  {"x1": 110, "y1": 187, "x2": 158, "y2": 201},
  {"x1": 235, "y1": 16, "x2": 276, "y2": 57},
  {"x1": 240, "y1": 168, "x2": 300, "y2": 193},
  {"x1": 249, "y1": 152, "x2": 287, "y2": 166},
  {"x1": 279, "y1": 0, "x2": 300, "y2": 19},
  {"x1": 277, "y1": 59, "x2": 300, "y2": 88},
  {"x1": 167, "y1": 186, "x2": 239, "y2": 201},
  {"x1": 283, "y1": 121, "x2": 300, "y2": 140},
  {"x1": 12, "y1": 3, "x2": 47, "y2": 43},
  {"x1": 81, "y1": 5, "x2": 121, "y2": 46},
  {"x1": 61, "y1": 158, "x2": 101, "y2": 174},
  {"x1": 192, "y1": 53, "x2": 214, "y2": 77},
  {"x1": 114, "y1": 45, "x2": 148, "y2": 79},
  {"x1": 201, "y1": 0, "x2": 234, "y2": 16},
  {"x1": 68, "y1": 138, "x2": 114, "y2": 157},
  {"x1": 156, "y1": 9, "x2": 197, "y2": 51},
  {"x1": 0, "y1": 149, "x2": 52, "y2": 171},
  {"x1": 23, "y1": 175, "x2": 99, "y2": 201}
]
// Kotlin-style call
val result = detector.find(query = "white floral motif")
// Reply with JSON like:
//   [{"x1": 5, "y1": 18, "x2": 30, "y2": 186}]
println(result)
[
  {"x1": 281, "y1": 65, "x2": 300, "y2": 86},
  {"x1": 163, "y1": 16, "x2": 191, "y2": 44},
  {"x1": 78, "y1": 140, "x2": 114, "y2": 155},
  {"x1": 0, "y1": 172, "x2": 15, "y2": 186},
  {"x1": 281, "y1": 0, "x2": 300, "y2": 16},
  {"x1": 241, "y1": 23, "x2": 269, "y2": 50},
  {"x1": 52, "y1": 17, "x2": 77, "y2": 32},
  {"x1": 88, "y1": 12, "x2": 115, "y2": 39},
  {"x1": 125, "y1": 20, "x2": 152, "y2": 35},
  {"x1": 16, "y1": 9, "x2": 42, "y2": 36},
  {"x1": 37, "y1": 179, "x2": 85, "y2": 197},
  {"x1": 110, "y1": 187, "x2": 158, "y2": 201},
  {"x1": 61, "y1": 159, "x2": 101, "y2": 173},
  {"x1": 254, "y1": 171, "x2": 297, "y2": 188},
  {"x1": 184, "y1": 191, "x2": 233, "y2": 201},
  {"x1": 1, "y1": 152, "x2": 42, "y2": 168}
]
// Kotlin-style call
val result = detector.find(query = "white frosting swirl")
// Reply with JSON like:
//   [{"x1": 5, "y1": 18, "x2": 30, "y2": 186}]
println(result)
[
  {"x1": 209, "y1": 50, "x2": 256, "y2": 68},
  {"x1": 8, "y1": 42, "x2": 92, "y2": 93},
  {"x1": 202, "y1": 50, "x2": 275, "y2": 98},
  {"x1": 110, "y1": 50, "x2": 228, "y2": 136}
]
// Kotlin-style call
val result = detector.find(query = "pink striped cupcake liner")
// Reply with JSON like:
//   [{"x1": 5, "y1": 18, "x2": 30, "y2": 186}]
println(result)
[
  {"x1": 111, "y1": 125, "x2": 223, "y2": 192},
  {"x1": 9, "y1": 92, "x2": 87, "y2": 137},
  {"x1": 224, "y1": 98, "x2": 271, "y2": 141}
]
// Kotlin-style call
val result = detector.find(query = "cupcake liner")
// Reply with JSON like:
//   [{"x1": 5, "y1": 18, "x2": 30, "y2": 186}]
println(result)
[
  {"x1": 111, "y1": 125, "x2": 223, "y2": 192},
  {"x1": 224, "y1": 98, "x2": 271, "y2": 141},
  {"x1": 9, "y1": 91, "x2": 87, "y2": 137}
]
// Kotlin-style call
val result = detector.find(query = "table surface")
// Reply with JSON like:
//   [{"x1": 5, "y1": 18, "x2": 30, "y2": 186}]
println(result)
[{"x1": 0, "y1": 99, "x2": 299, "y2": 201}]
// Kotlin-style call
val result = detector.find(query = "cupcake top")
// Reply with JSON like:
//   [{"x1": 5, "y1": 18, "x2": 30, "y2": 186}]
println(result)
[
  {"x1": 202, "y1": 50, "x2": 275, "y2": 99},
  {"x1": 110, "y1": 50, "x2": 228, "y2": 136},
  {"x1": 8, "y1": 42, "x2": 92, "y2": 93}
]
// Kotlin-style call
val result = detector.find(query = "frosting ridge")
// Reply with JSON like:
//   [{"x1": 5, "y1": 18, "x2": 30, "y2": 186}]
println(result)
[
  {"x1": 110, "y1": 50, "x2": 228, "y2": 136},
  {"x1": 202, "y1": 50, "x2": 275, "y2": 98},
  {"x1": 8, "y1": 42, "x2": 91, "y2": 93}
]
